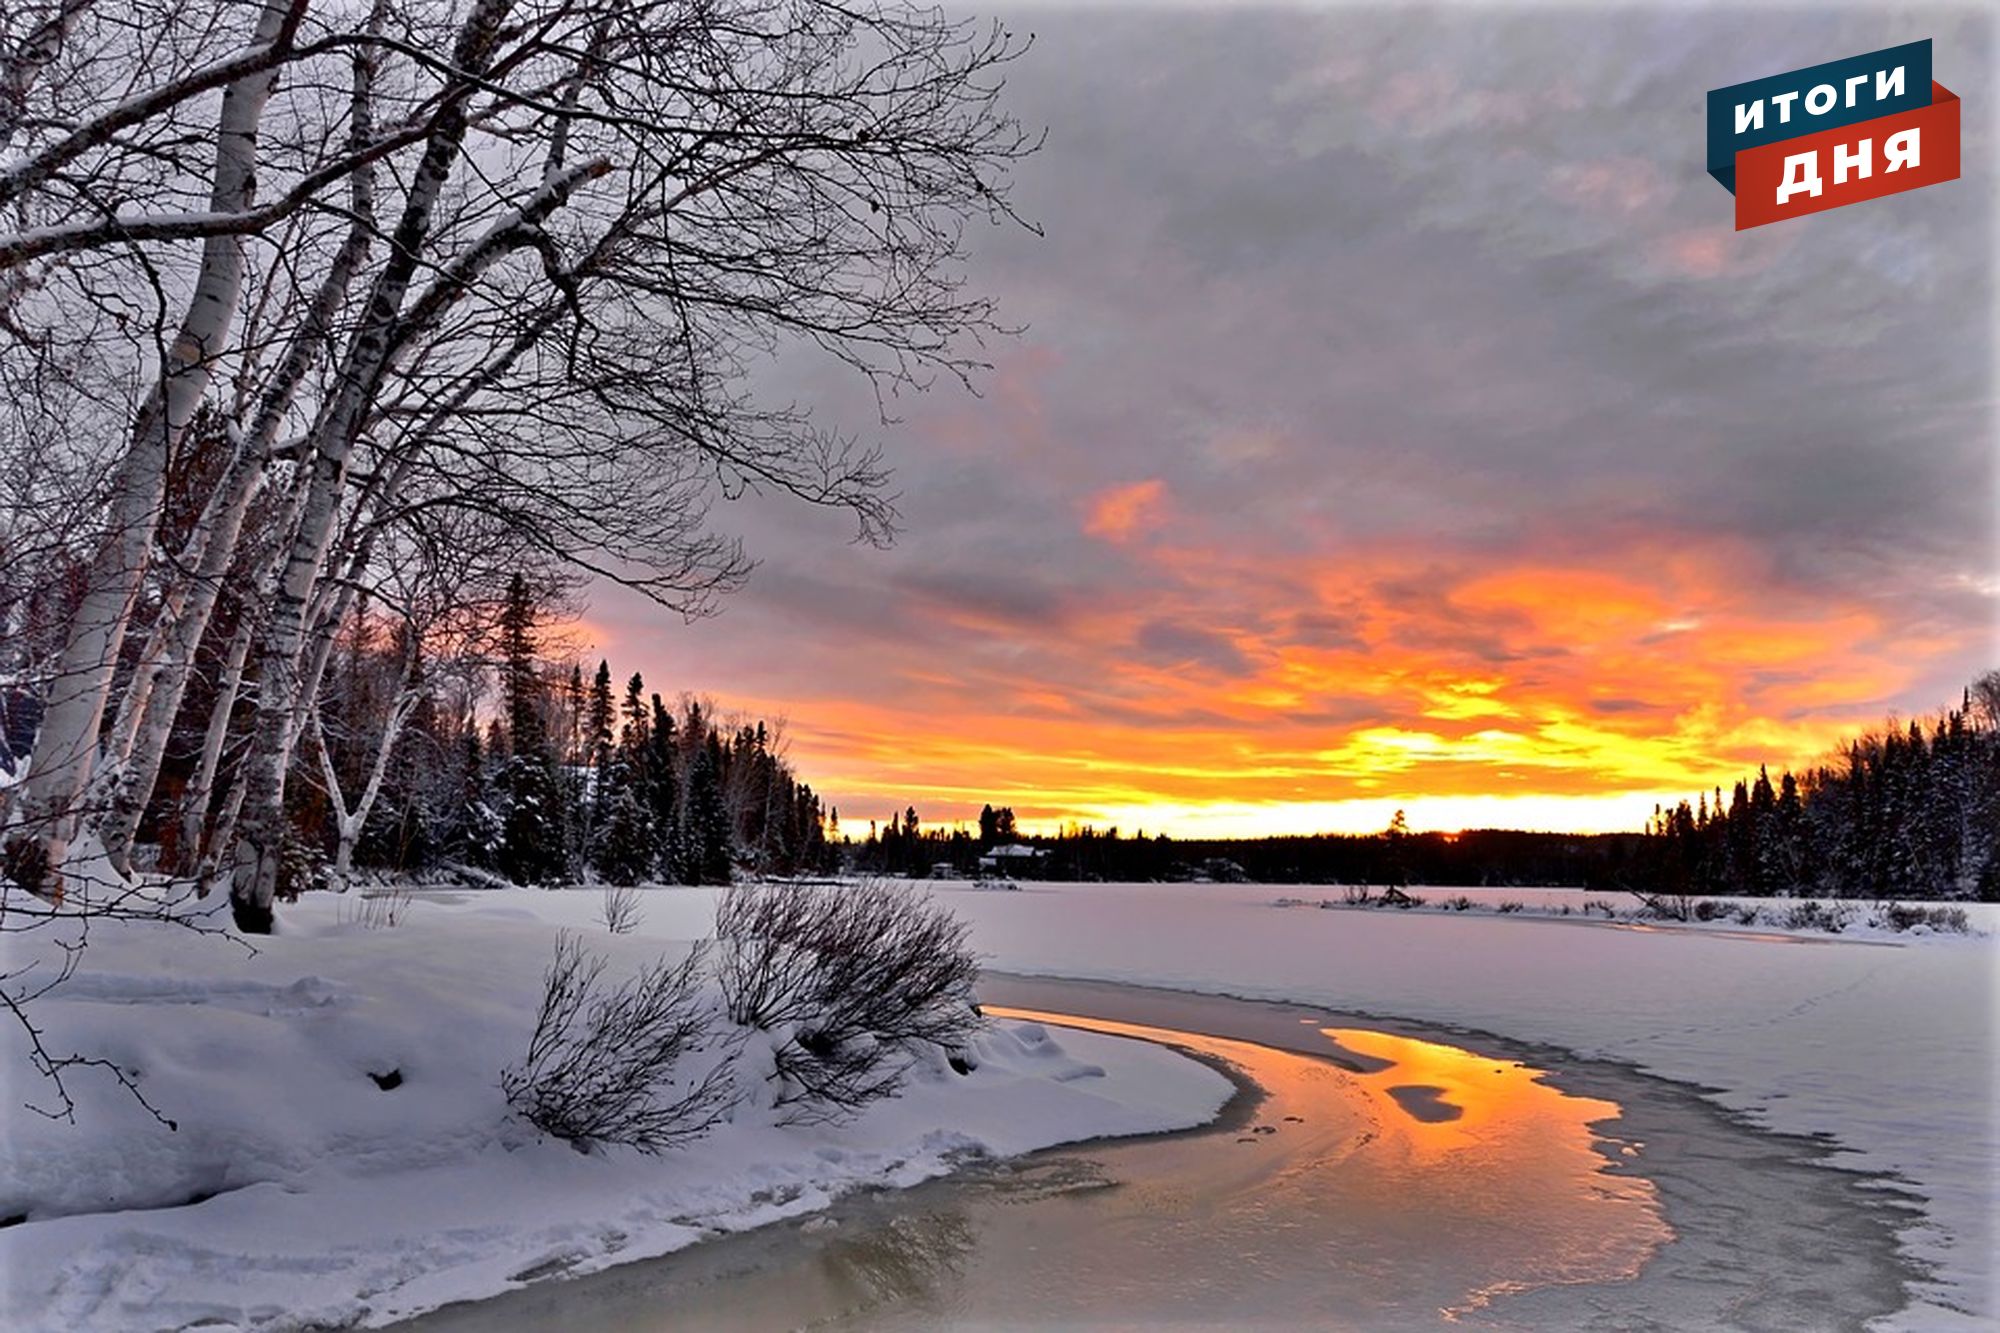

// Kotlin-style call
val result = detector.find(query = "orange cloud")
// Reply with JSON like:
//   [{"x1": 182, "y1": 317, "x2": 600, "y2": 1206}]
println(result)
[
  {"x1": 601, "y1": 529, "x2": 1986, "y2": 839},
  {"x1": 1083, "y1": 479, "x2": 1169, "y2": 543}
]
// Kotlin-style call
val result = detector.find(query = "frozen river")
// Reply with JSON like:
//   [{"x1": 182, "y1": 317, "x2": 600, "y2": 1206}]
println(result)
[{"x1": 399, "y1": 975, "x2": 1915, "y2": 1331}]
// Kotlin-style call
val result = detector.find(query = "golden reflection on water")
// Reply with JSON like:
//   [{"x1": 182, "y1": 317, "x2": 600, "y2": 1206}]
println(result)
[{"x1": 990, "y1": 1006, "x2": 1673, "y2": 1324}]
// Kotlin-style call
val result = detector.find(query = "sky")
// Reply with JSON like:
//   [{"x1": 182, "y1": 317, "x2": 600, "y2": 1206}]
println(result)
[{"x1": 585, "y1": 4, "x2": 1997, "y2": 838}]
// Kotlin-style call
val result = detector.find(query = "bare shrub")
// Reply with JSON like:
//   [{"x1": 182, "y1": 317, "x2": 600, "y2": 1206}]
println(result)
[
  {"x1": 717, "y1": 881, "x2": 981, "y2": 1121},
  {"x1": 502, "y1": 934, "x2": 732, "y2": 1153},
  {"x1": 1733, "y1": 902, "x2": 1763, "y2": 926},
  {"x1": 1631, "y1": 890, "x2": 1694, "y2": 922},
  {"x1": 1378, "y1": 886, "x2": 1424, "y2": 909},
  {"x1": 1443, "y1": 894, "x2": 1474, "y2": 911},
  {"x1": 1496, "y1": 899, "x2": 1525, "y2": 914},
  {"x1": 1925, "y1": 906, "x2": 1971, "y2": 934},
  {"x1": 1780, "y1": 900, "x2": 1855, "y2": 934},
  {"x1": 1693, "y1": 898, "x2": 1728, "y2": 922},
  {"x1": 337, "y1": 885, "x2": 413, "y2": 930},
  {"x1": 600, "y1": 885, "x2": 643, "y2": 935},
  {"x1": 1581, "y1": 897, "x2": 1617, "y2": 918},
  {"x1": 1872, "y1": 901, "x2": 1971, "y2": 934},
  {"x1": 1340, "y1": 884, "x2": 1374, "y2": 906}
]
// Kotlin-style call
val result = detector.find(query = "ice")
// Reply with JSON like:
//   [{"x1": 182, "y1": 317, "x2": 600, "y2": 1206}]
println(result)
[{"x1": 0, "y1": 887, "x2": 1230, "y2": 1331}]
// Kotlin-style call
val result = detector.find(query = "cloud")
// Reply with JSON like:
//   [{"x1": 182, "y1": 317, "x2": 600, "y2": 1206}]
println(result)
[
  {"x1": 583, "y1": 6, "x2": 1995, "y2": 836},
  {"x1": 1083, "y1": 479, "x2": 1169, "y2": 543},
  {"x1": 1132, "y1": 619, "x2": 1253, "y2": 677}
]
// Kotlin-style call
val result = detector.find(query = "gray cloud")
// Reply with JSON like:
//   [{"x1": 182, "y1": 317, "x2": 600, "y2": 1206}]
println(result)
[
  {"x1": 1132, "y1": 619, "x2": 1253, "y2": 676},
  {"x1": 593, "y1": 5, "x2": 1995, "y2": 816}
]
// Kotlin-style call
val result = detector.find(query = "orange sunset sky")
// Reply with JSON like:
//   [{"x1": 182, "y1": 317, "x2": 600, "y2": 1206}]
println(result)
[{"x1": 587, "y1": 7, "x2": 1992, "y2": 838}]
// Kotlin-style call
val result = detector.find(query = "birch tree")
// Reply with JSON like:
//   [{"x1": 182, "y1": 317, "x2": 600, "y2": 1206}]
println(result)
[
  {"x1": 1, "y1": 0, "x2": 1034, "y2": 933},
  {"x1": 4, "y1": 0, "x2": 308, "y2": 888}
]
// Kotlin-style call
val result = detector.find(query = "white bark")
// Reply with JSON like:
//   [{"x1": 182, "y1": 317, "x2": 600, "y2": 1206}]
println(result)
[
  {"x1": 96, "y1": 447, "x2": 263, "y2": 874},
  {"x1": 231, "y1": 0, "x2": 515, "y2": 930},
  {"x1": 312, "y1": 676, "x2": 420, "y2": 874},
  {"x1": 98, "y1": 203, "x2": 376, "y2": 874},
  {"x1": 11, "y1": 0, "x2": 298, "y2": 892},
  {"x1": 175, "y1": 614, "x2": 253, "y2": 876}
]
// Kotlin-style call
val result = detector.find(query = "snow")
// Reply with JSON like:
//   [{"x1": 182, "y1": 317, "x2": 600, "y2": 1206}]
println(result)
[
  {"x1": 0, "y1": 887, "x2": 1230, "y2": 1332},
  {"x1": 923, "y1": 881, "x2": 1998, "y2": 1331},
  {"x1": 2, "y1": 879, "x2": 1991, "y2": 1330}
]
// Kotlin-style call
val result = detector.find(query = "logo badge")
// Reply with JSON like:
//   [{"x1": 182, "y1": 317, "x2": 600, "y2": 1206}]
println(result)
[{"x1": 1707, "y1": 40, "x2": 1960, "y2": 229}]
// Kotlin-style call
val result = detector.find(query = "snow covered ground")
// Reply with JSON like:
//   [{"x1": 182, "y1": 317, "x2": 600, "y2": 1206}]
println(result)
[
  {"x1": 929, "y1": 881, "x2": 1998, "y2": 1331},
  {"x1": 0, "y1": 888, "x2": 1230, "y2": 1332},
  {"x1": 2, "y1": 879, "x2": 1991, "y2": 1331}
]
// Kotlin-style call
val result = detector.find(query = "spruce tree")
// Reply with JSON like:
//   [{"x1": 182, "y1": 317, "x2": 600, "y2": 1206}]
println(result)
[
  {"x1": 646, "y1": 695, "x2": 680, "y2": 880},
  {"x1": 494, "y1": 574, "x2": 567, "y2": 885},
  {"x1": 685, "y1": 731, "x2": 732, "y2": 884}
]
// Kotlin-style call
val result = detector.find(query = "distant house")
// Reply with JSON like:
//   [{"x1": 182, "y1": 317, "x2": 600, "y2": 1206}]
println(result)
[{"x1": 977, "y1": 843, "x2": 1048, "y2": 876}]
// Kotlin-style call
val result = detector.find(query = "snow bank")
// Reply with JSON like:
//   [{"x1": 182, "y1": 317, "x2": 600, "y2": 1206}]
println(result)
[
  {"x1": 0, "y1": 889, "x2": 1230, "y2": 1332},
  {"x1": 924, "y1": 880, "x2": 1997, "y2": 1330}
]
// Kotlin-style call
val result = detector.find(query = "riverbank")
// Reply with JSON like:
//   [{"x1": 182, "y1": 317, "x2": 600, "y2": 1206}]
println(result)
[
  {"x1": 4, "y1": 879, "x2": 1987, "y2": 1329},
  {"x1": 931, "y1": 880, "x2": 1996, "y2": 1328},
  {"x1": 398, "y1": 976, "x2": 1915, "y2": 1331},
  {"x1": 0, "y1": 891, "x2": 1230, "y2": 1332}
]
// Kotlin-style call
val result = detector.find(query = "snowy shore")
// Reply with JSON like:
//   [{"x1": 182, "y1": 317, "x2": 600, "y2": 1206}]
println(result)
[
  {"x1": 932, "y1": 881, "x2": 1998, "y2": 1331},
  {"x1": 2, "y1": 879, "x2": 1991, "y2": 1331},
  {"x1": 0, "y1": 888, "x2": 1230, "y2": 1332}
]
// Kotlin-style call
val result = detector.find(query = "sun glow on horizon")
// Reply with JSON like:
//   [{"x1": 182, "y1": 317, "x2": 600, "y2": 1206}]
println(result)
[{"x1": 587, "y1": 534, "x2": 1987, "y2": 840}]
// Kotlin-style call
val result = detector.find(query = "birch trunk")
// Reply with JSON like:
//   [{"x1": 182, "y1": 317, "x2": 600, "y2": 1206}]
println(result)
[
  {"x1": 10, "y1": 0, "x2": 299, "y2": 894},
  {"x1": 98, "y1": 204, "x2": 375, "y2": 875},
  {"x1": 230, "y1": 0, "x2": 515, "y2": 931},
  {"x1": 95, "y1": 448, "x2": 264, "y2": 874},
  {"x1": 201, "y1": 766, "x2": 250, "y2": 895},
  {"x1": 175, "y1": 613, "x2": 254, "y2": 876},
  {"x1": 314, "y1": 682, "x2": 419, "y2": 875}
]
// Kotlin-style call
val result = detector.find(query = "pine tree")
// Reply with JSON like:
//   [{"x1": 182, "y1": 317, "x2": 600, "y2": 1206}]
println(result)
[
  {"x1": 1774, "y1": 770, "x2": 1806, "y2": 892},
  {"x1": 646, "y1": 694, "x2": 679, "y2": 880},
  {"x1": 1384, "y1": 809, "x2": 1411, "y2": 888},
  {"x1": 685, "y1": 731, "x2": 731, "y2": 884},
  {"x1": 593, "y1": 786, "x2": 653, "y2": 886},
  {"x1": 494, "y1": 574, "x2": 567, "y2": 885}
]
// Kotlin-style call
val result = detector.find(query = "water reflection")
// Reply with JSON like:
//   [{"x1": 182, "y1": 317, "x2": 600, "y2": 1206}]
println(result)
[
  {"x1": 404, "y1": 996, "x2": 1677, "y2": 1331},
  {"x1": 986, "y1": 1007, "x2": 1671, "y2": 1327}
]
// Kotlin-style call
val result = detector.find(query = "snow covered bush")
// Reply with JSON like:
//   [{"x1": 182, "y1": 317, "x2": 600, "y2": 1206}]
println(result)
[
  {"x1": 716, "y1": 880, "x2": 982, "y2": 1121},
  {"x1": 1780, "y1": 899, "x2": 1855, "y2": 933},
  {"x1": 276, "y1": 829, "x2": 332, "y2": 901},
  {"x1": 1871, "y1": 901, "x2": 1970, "y2": 934},
  {"x1": 500, "y1": 934, "x2": 732, "y2": 1153}
]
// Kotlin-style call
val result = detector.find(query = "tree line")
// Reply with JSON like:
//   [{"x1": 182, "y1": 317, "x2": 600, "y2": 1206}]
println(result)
[
  {"x1": 842, "y1": 674, "x2": 2000, "y2": 900},
  {"x1": 292, "y1": 574, "x2": 834, "y2": 890},
  {"x1": 849, "y1": 815, "x2": 1654, "y2": 889},
  {"x1": 1633, "y1": 673, "x2": 2000, "y2": 902},
  {"x1": 0, "y1": 0, "x2": 1029, "y2": 930}
]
